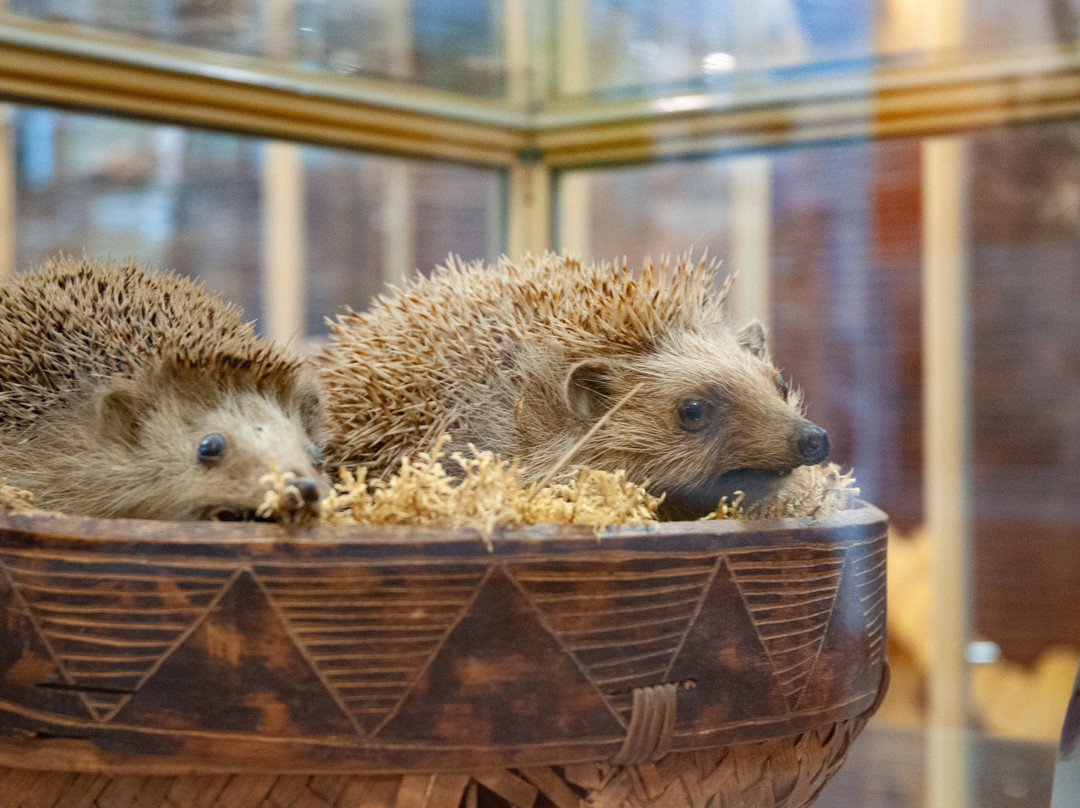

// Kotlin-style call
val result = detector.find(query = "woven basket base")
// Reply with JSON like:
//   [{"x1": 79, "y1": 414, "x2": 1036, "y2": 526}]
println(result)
[{"x1": 0, "y1": 716, "x2": 866, "y2": 808}]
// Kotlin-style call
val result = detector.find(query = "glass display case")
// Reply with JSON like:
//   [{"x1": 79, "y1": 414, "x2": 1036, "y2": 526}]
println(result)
[{"x1": 0, "y1": 2, "x2": 1078, "y2": 806}]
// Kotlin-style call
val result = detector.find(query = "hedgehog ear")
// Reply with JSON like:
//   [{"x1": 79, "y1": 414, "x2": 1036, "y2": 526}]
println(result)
[
  {"x1": 736, "y1": 319, "x2": 768, "y2": 358},
  {"x1": 95, "y1": 378, "x2": 152, "y2": 446},
  {"x1": 564, "y1": 359, "x2": 615, "y2": 421}
]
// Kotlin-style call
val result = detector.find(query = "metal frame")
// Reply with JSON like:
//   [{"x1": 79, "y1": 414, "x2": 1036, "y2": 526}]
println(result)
[{"x1": 3, "y1": 17, "x2": 1080, "y2": 170}]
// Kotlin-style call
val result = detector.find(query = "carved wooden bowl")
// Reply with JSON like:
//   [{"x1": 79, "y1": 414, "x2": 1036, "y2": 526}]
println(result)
[{"x1": 0, "y1": 503, "x2": 887, "y2": 808}]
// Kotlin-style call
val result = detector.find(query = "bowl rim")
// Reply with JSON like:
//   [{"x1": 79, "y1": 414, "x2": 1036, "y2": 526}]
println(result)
[{"x1": 0, "y1": 501, "x2": 888, "y2": 560}]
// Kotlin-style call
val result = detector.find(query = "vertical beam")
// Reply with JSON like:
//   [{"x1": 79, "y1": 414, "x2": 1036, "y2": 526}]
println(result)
[
  {"x1": 511, "y1": 0, "x2": 584, "y2": 258},
  {"x1": 383, "y1": 5, "x2": 415, "y2": 285},
  {"x1": 260, "y1": 0, "x2": 305, "y2": 343},
  {"x1": 261, "y1": 140, "x2": 306, "y2": 342},
  {"x1": 262, "y1": 0, "x2": 295, "y2": 60},
  {"x1": 504, "y1": 0, "x2": 530, "y2": 108},
  {"x1": 728, "y1": 6, "x2": 771, "y2": 324},
  {"x1": 921, "y1": 0, "x2": 970, "y2": 803},
  {"x1": 557, "y1": 0, "x2": 588, "y2": 97},
  {"x1": 922, "y1": 134, "x2": 971, "y2": 808},
  {"x1": 384, "y1": 158, "x2": 416, "y2": 286},
  {"x1": 554, "y1": 170, "x2": 589, "y2": 256},
  {"x1": 502, "y1": 0, "x2": 533, "y2": 259},
  {"x1": 0, "y1": 105, "x2": 15, "y2": 279},
  {"x1": 508, "y1": 162, "x2": 552, "y2": 257},
  {"x1": 727, "y1": 156, "x2": 772, "y2": 328},
  {"x1": 546, "y1": 0, "x2": 589, "y2": 256}
]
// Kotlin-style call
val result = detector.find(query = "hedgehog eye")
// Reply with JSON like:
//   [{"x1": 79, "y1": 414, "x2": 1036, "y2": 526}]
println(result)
[
  {"x1": 677, "y1": 399, "x2": 715, "y2": 433},
  {"x1": 197, "y1": 433, "x2": 227, "y2": 465},
  {"x1": 307, "y1": 442, "x2": 324, "y2": 470},
  {"x1": 776, "y1": 374, "x2": 789, "y2": 401}
]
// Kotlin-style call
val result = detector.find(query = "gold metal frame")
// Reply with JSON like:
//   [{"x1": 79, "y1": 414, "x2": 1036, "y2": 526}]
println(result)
[{"x1": 3, "y1": 16, "x2": 1080, "y2": 170}]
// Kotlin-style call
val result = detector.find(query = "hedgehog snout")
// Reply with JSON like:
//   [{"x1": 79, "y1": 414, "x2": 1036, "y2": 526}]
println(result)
[
  {"x1": 291, "y1": 476, "x2": 321, "y2": 504},
  {"x1": 796, "y1": 423, "x2": 829, "y2": 465}
]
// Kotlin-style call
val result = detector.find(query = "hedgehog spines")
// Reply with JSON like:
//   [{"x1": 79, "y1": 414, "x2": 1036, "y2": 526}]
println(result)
[
  {"x1": 0, "y1": 256, "x2": 307, "y2": 433},
  {"x1": 318, "y1": 251, "x2": 732, "y2": 474}
]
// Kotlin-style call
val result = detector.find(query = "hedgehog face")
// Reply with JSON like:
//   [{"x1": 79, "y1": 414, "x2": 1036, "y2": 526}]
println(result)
[
  {"x1": 560, "y1": 322, "x2": 828, "y2": 519},
  {"x1": 88, "y1": 374, "x2": 329, "y2": 521}
]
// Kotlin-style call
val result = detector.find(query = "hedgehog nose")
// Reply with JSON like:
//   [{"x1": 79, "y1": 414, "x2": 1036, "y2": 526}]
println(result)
[
  {"x1": 797, "y1": 424, "x2": 830, "y2": 465},
  {"x1": 292, "y1": 477, "x2": 321, "y2": 504}
]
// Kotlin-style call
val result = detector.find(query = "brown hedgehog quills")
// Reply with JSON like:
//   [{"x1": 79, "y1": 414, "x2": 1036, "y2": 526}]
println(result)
[{"x1": 318, "y1": 252, "x2": 837, "y2": 521}]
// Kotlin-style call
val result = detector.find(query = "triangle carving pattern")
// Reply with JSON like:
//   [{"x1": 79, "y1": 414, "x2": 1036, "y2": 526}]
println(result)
[
  {"x1": 509, "y1": 555, "x2": 718, "y2": 722},
  {"x1": 377, "y1": 567, "x2": 624, "y2": 745},
  {"x1": 665, "y1": 559, "x2": 791, "y2": 728},
  {"x1": 112, "y1": 570, "x2": 358, "y2": 737},
  {"x1": 795, "y1": 549, "x2": 878, "y2": 713},
  {"x1": 0, "y1": 562, "x2": 92, "y2": 721},
  {"x1": 0, "y1": 552, "x2": 234, "y2": 721},
  {"x1": 255, "y1": 561, "x2": 488, "y2": 732},
  {"x1": 727, "y1": 546, "x2": 847, "y2": 709},
  {"x1": 848, "y1": 536, "x2": 887, "y2": 666}
]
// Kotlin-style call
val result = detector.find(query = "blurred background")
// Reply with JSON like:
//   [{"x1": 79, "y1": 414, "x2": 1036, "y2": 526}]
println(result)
[{"x1": 0, "y1": 1, "x2": 1078, "y2": 805}]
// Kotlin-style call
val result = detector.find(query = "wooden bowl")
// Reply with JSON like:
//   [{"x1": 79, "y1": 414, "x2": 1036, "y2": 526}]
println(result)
[{"x1": 0, "y1": 503, "x2": 887, "y2": 808}]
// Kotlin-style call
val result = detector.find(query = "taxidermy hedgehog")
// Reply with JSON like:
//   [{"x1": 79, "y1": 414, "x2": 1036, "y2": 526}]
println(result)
[
  {"x1": 0, "y1": 257, "x2": 327, "y2": 521},
  {"x1": 319, "y1": 252, "x2": 829, "y2": 520}
]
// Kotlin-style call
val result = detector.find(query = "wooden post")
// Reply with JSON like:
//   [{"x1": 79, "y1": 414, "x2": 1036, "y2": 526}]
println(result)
[
  {"x1": 508, "y1": 162, "x2": 551, "y2": 258},
  {"x1": 260, "y1": 0, "x2": 305, "y2": 343},
  {"x1": 922, "y1": 134, "x2": 972, "y2": 808},
  {"x1": 383, "y1": 5, "x2": 416, "y2": 286},
  {"x1": 384, "y1": 159, "x2": 416, "y2": 287},
  {"x1": 549, "y1": 0, "x2": 588, "y2": 256},
  {"x1": 727, "y1": 155, "x2": 772, "y2": 328},
  {"x1": 0, "y1": 105, "x2": 14, "y2": 279},
  {"x1": 504, "y1": 0, "x2": 553, "y2": 259},
  {"x1": 504, "y1": 0, "x2": 531, "y2": 109},
  {"x1": 920, "y1": 0, "x2": 971, "y2": 803},
  {"x1": 261, "y1": 140, "x2": 306, "y2": 343}
]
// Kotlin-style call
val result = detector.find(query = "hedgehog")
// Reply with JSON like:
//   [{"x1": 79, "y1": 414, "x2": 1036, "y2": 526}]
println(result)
[
  {"x1": 319, "y1": 252, "x2": 830, "y2": 520},
  {"x1": 0, "y1": 256, "x2": 328, "y2": 521}
]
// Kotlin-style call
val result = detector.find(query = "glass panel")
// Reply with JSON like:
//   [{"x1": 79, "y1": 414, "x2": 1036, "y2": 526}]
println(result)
[
  {"x1": 769, "y1": 140, "x2": 924, "y2": 530},
  {"x1": 6, "y1": 0, "x2": 508, "y2": 97},
  {"x1": 10, "y1": 105, "x2": 504, "y2": 338},
  {"x1": 968, "y1": 121, "x2": 1080, "y2": 689},
  {"x1": 302, "y1": 149, "x2": 504, "y2": 335},
  {"x1": 8, "y1": 0, "x2": 264, "y2": 56},
  {"x1": 558, "y1": 160, "x2": 732, "y2": 262},
  {"x1": 13, "y1": 108, "x2": 265, "y2": 320},
  {"x1": 559, "y1": 0, "x2": 1080, "y2": 101},
  {"x1": 559, "y1": 0, "x2": 908, "y2": 100},
  {"x1": 817, "y1": 726, "x2": 1057, "y2": 807},
  {"x1": 967, "y1": 0, "x2": 1080, "y2": 52}
]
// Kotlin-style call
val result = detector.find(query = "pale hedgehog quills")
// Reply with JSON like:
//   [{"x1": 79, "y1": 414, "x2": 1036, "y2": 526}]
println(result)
[
  {"x1": 318, "y1": 252, "x2": 831, "y2": 520},
  {"x1": 0, "y1": 256, "x2": 329, "y2": 521}
]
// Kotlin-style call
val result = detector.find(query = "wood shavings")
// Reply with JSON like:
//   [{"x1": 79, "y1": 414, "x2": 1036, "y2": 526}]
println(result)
[
  {"x1": 699, "y1": 491, "x2": 746, "y2": 521},
  {"x1": 316, "y1": 436, "x2": 663, "y2": 548},
  {"x1": 0, "y1": 476, "x2": 37, "y2": 514},
  {"x1": 256, "y1": 456, "x2": 323, "y2": 525}
]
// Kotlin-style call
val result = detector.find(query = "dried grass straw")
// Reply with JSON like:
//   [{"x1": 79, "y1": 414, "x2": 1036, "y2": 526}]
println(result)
[
  {"x1": 0, "y1": 476, "x2": 36, "y2": 514},
  {"x1": 253, "y1": 435, "x2": 858, "y2": 546}
]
